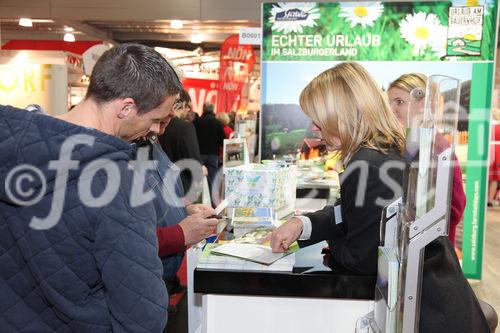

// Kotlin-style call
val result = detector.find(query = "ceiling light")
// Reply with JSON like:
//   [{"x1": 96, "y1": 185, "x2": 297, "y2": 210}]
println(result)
[
  {"x1": 32, "y1": 19, "x2": 55, "y2": 23},
  {"x1": 64, "y1": 27, "x2": 74, "y2": 32},
  {"x1": 63, "y1": 32, "x2": 76, "y2": 42},
  {"x1": 170, "y1": 20, "x2": 183, "y2": 29},
  {"x1": 19, "y1": 18, "x2": 33, "y2": 27},
  {"x1": 191, "y1": 34, "x2": 203, "y2": 44}
]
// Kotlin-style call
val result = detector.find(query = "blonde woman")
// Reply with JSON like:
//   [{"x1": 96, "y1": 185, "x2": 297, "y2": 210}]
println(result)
[
  {"x1": 387, "y1": 74, "x2": 466, "y2": 248},
  {"x1": 216, "y1": 112, "x2": 234, "y2": 139},
  {"x1": 271, "y1": 62, "x2": 406, "y2": 275},
  {"x1": 386, "y1": 73, "x2": 428, "y2": 125},
  {"x1": 271, "y1": 63, "x2": 488, "y2": 332}
]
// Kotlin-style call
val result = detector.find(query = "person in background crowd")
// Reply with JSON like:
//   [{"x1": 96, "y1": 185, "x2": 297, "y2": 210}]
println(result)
[
  {"x1": 217, "y1": 112, "x2": 234, "y2": 139},
  {"x1": 194, "y1": 102, "x2": 225, "y2": 206},
  {"x1": 216, "y1": 112, "x2": 235, "y2": 166},
  {"x1": 159, "y1": 89, "x2": 204, "y2": 199},
  {"x1": 228, "y1": 110, "x2": 237, "y2": 129},
  {"x1": 185, "y1": 110, "x2": 199, "y2": 123},
  {"x1": 0, "y1": 43, "x2": 181, "y2": 332},
  {"x1": 387, "y1": 73, "x2": 466, "y2": 247}
]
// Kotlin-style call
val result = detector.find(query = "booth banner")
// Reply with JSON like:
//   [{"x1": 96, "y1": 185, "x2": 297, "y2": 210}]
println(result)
[
  {"x1": 0, "y1": 64, "x2": 68, "y2": 115},
  {"x1": 182, "y1": 77, "x2": 218, "y2": 115},
  {"x1": 261, "y1": 1, "x2": 499, "y2": 279},
  {"x1": 217, "y1": 34, "x2": 256, "y2": 113},
  {"x1": 263, "y1": 2, "x2": 496, "y2": 62}
]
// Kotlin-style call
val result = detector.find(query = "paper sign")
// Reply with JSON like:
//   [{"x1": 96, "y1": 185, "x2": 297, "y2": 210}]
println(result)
[{"x1": 239, "y1": 28, "x2": 262, "y2": 45}]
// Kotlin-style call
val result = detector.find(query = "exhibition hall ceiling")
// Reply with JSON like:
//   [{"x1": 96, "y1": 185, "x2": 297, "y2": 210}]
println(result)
[
  {"x1": 0, "y1": 0, "x2": 264, "y2": 50},
  {"x1": 3, "y1": 0, "x2": 495, "y2": 50}
]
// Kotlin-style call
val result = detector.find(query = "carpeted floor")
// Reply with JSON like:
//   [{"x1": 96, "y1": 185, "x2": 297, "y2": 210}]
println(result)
[
  {"x1": 164, "y1": 257, "x2": 188, "y2": 333},
  {"x1": 470, "y1": 207, "x2": 500, "y2": 333}
]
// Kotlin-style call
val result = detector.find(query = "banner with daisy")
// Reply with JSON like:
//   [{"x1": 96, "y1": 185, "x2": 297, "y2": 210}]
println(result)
[
  {"x1": 263, "y1": 1, "x2": 497, "y2": 61},
  {"x1": 261, "y1": 1, "x2": 498, "y2": 279}
]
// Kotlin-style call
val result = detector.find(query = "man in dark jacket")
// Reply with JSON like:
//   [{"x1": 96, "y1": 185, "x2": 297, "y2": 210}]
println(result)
[
  {"x1": 158, "y1": 89, "x2": 203, "y2": 202},
  {"x1": 0, "y1": 44, "x2": 187, "y2": 332},
  {"x1": 193, "y1": 102, "x2": 225, "y2": 206}
]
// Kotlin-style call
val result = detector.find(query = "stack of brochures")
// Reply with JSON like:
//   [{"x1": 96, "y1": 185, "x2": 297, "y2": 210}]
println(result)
[
  {"x1": 373, "y1": 246, "x2": 399, "y2": 332},
  {"x1": 231, "y1": 207, "x2": 277, "y2": 237}
]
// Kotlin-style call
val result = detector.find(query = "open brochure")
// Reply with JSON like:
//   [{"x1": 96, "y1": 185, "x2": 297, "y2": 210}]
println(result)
[{"x1": 210, "y1": 227, "x2": 298, "y2": 265}]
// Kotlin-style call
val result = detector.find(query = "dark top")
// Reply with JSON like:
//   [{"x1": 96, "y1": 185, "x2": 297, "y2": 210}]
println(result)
[
  {"x1": 193, "y1": 112, "x2": 225, "y2": 155},
  {"x1": 299, "y1": 147, "x2": 406, "y2": 275},
  {"x1": 299, "y1": 146, "x2": 489, "y2": 333},
  {"x1": 158, "y1": 117, "x2": 203, "y2": 195},
  {"x1": 132, "y1": 138, "x2": 187, "y2": 280},
  {"x1": 0, "y1": 105, "x2": 167, "y2": 332}
]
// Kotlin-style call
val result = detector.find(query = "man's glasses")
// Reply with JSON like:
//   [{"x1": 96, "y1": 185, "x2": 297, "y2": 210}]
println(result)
[{"x1": 173, "y1": 100, "x2": 183, "y2": 111}]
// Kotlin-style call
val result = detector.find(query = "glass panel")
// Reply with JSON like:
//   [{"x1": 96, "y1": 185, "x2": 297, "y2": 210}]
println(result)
[{"x1": 397, "y1": 75, "x2": 461, "y2": 332}]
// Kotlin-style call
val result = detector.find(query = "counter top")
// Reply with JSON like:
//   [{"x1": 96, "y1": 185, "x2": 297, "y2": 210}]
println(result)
[{"x1": 194, "y1": 242, "x2": 376, "y2": 300}]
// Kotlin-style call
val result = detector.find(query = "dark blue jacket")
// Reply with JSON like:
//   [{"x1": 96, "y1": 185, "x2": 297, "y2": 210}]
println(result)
[
  {"x1": 132, "y1": 140, "x2": 187, "y2": 281},
  {"x1": 0, "y1": 105, "x2": 168, "y2": 332}
]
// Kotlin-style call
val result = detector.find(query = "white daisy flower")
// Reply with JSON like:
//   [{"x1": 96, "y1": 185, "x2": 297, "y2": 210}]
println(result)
[
  {"x1": 400, "y1": 12, "x2": 445, "y2": 56},
  {"x1": 451, "y1": 0, "x2": 493, "y2": 15},
  {"x1": 338, "y1": 2, "x2": 384, "y2": 28},
  {"x1": 269, "y1": 2, "x2": 321, "y2": 34}
]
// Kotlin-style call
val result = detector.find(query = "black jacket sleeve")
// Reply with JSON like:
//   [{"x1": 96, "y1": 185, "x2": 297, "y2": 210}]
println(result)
[
  {"x1": 178, "y1": 124, "x2": 202, "y2": 163},
  {"x1": 300, "y1": 159, "x2": 403, "y2": 275},
  {"x1": 218, "y1": 121, "x2": 226, "y2": 146}
]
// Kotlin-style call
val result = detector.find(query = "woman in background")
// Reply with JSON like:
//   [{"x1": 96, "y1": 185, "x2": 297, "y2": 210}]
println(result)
[
  {"x1": 217, "y1": 112, "x2": 234, "y2": 139},
  {"x1": 387, "y1": 73, "x2": 466, "y2": 247}
]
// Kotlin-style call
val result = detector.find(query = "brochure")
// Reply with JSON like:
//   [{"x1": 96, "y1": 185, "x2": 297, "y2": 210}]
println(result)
[
  {"x1": 210, "y1": 227, "x2": 298, "y2": 265},
  {"x1": 232, "y1": 207, "x2": 275, "y2": 226}
]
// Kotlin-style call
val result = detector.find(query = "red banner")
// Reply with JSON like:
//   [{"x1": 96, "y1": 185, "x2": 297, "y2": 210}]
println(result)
[
  {"x1": 217, "y1": 34, "x2": 255, "y2": 114},
  {"x1": 182, "y1": 77, "x2": 218, "y2": 115},
  {"x1": 1, "y1": 40, "x2": 103, "y2": 55}
]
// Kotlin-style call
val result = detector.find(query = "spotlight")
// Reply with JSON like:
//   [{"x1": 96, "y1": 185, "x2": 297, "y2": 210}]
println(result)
[
  {"x1": 191, "y1": 34, "x2": 203, "y2": 44},
  {"x1": 64, "y1": 33, "x2": 76, "y2": 42},
  {"x1": 170, "y1": 20, "x2": 183, "y2": 29},
  {"x1": 19, "y1": 18, "x2": 33, "y2": 27}
]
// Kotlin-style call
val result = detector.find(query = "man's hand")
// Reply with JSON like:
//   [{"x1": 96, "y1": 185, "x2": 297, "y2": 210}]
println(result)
[
  {"x1": 186, "y1": 203, "x2": 214, "y2": 216},
  {"x1": 178, "y1": 209, "x2": 219, "y2": 246},
  {"x1": 270, "y1": 217, "x2": 303, "y2": 253}
]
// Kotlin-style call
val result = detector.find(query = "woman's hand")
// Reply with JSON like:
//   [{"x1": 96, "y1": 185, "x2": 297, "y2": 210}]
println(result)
[{"x1": 270, "y1": 217, "x2": 303, "y2": 253}]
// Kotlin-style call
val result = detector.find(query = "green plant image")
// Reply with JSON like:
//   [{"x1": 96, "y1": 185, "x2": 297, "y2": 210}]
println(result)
[{"x1": 262, "y1": 2, "x2": 497, "y2": 62}]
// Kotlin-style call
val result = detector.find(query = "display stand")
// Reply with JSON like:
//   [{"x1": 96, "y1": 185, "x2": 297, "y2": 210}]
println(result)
[{"x1": 357, "y1": 75, "x2": 461, "y2": 333}]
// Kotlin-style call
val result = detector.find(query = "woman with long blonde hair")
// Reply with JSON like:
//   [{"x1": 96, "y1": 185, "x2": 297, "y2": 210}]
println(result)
[{"x1": 271, "y1": 62, "x2": 406, "y2": 275}]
